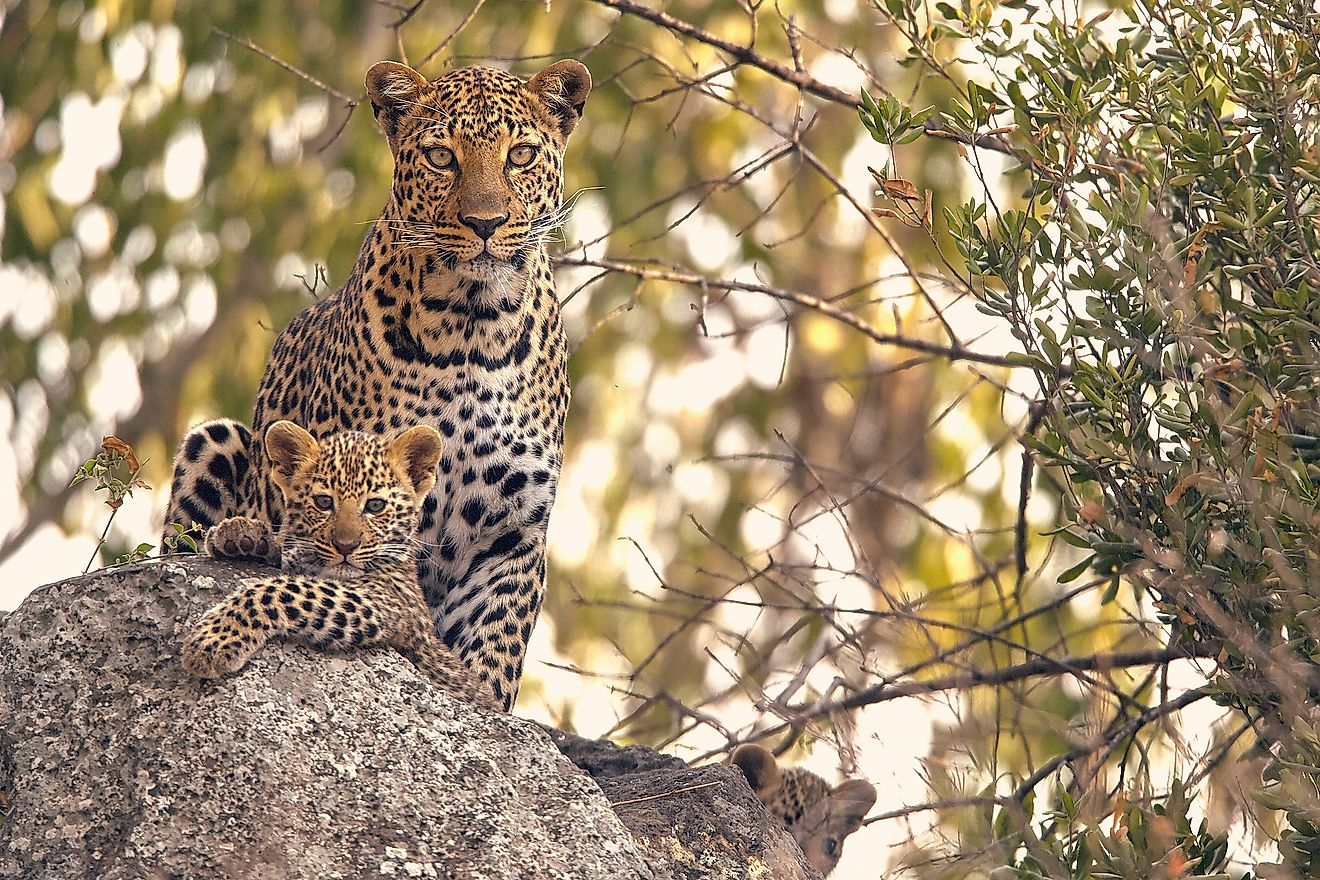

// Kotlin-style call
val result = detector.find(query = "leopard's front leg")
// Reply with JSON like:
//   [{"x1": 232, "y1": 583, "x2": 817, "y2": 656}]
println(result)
[
  {"x1": 181, "y1": 575, "x2": 380, "y2": 679},
  {"x1": 439, "y1": 542, "x2": 547, "y2": 711},
  {"x1": 183, "y1": 574, "x2": 498, "y2": 709},
  {"x1": 161, "y1": 419, "x2": 257, "y2": 551},
  {"x1": 204, "y1": 516, "x2": 281, "y2": 566}
]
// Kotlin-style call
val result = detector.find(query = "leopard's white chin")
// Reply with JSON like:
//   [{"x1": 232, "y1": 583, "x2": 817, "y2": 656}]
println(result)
[
  {"x1": 320, "y1": 561, "x2": 365, "y2": 579},
  {"x1": 457, "y1": 254, "x2": 522, "y2": 289}
]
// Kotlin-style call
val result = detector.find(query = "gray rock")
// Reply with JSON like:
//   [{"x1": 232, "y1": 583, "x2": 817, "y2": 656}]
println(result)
[
  {"x1": 547, "y1": 729, "x2": 821, "y2": 880},
  {"x1": 0, "y1": 556, "x2": 657, "y2": 880}
]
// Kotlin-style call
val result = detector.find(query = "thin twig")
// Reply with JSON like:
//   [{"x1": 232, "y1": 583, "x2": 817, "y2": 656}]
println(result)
[
  {"x1": 555, "y1": 255, "x2": 1019, "y2": 368},
  {"x1": 212, "y1": 27, "x2": 359, "y2": 107},
  {"x1": 609, "y1": 779, "x2": 725, "y2": 807}
]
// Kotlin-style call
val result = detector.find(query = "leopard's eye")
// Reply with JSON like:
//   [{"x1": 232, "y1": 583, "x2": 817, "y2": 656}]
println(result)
[
  {"x1": 363, "y1": 498, "x2": 387, "y2": 514},
  {"x1": 508, "y1": 144, "x2": 537, "y2": 167},
  {"x1": 425, "y1": 146, "x2": 456, "y2": 169},
  {"x1": 312, "y1": 494, "x2": 334, "y2": 511}
]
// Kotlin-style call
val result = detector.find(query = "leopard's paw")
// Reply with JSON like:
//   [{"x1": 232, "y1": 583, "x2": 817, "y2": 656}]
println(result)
[
  {"x1": 205, "y1": 516, "x2": 279, "y2": 565},
  {"x1": 182, "y1": 616, "x2": 259, "y2": 679}
]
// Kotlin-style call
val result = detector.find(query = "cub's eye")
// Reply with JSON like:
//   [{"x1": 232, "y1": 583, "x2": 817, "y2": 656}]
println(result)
[
  {"x1": 425, "y1": 146, "x2": 455, "y2": 169},
  {"x1": 363, "y1": 498, "x2": 387, "y2": 514},
  {"x1": 508, "y1": 144, "x2": 537, "y2": 167},
  {"x1": 312, "y1": 494, "x2": 334, "y2": 511},
  {"x1": 822, "y1": 838, "x2": 839, "y2": 857}
]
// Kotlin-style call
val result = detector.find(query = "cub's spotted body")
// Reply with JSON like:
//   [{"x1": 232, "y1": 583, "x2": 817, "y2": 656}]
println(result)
[
  {"x1": 732, "y1": 744, "x2": 877, "y2": 876},
  {"x1": 165, "y1": 59, "x2": 592, "y2": 710},
  {"x1": 182, "y1": 421, "x2": 495, "y2": 709}
]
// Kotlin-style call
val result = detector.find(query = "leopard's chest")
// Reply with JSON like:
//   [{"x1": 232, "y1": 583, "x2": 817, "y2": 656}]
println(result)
[
  {"x1": 423, "y1": 372, "x2": 560, "y2": 537},
  {"x1": 255, "y1": 276, "x2": 568, "y2": 558}
]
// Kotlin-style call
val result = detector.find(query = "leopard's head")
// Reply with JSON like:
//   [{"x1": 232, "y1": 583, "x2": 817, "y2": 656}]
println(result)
[
  {"x1": 732, "y1": 744, "x2": 877, "y2": 876},
  {"x1": 365, "y1": 59, "x2": 591, "y2": 292},
  {"x1": 264, "y1": 420, "x2": 443, "y2": 579}
]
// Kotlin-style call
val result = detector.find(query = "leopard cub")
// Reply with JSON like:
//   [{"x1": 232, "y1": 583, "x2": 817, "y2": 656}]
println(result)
[
  {"x1": 732, "y1": 744, "x2": 877, "y2": 877},
  {"x1": 181, "y1": 420, "x2": 495, "y2": 709}
]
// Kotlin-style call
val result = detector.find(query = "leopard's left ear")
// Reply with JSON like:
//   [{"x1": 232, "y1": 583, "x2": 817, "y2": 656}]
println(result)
[
  {"x1": 528, "y1": 59, "x2": 591, "y2": 139},
  {"x1": 389, "y1": 425, "x2": 443, "y2": 497}
]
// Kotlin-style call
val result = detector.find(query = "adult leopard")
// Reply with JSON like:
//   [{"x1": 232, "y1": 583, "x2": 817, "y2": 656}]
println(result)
[{"x1": 163, "y1": 58, "x2": 591, "y2": 711}]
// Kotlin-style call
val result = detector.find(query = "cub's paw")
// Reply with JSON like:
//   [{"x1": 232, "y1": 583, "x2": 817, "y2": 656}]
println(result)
[
  {"x1": 205, "y1": 516, "x2": 279, "y2": 565},
  {"x1": 181, "y1": 615, "x2": 260, "y2": 679}
]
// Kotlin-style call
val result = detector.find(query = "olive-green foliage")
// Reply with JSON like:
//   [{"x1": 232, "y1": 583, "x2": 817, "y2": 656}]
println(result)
[{"x1": 870, "y1": 0, "x2": 1320, "y2": 873}]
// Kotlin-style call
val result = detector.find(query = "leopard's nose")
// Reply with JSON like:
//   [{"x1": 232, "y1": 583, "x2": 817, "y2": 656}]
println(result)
[
  {"x1": 460, "y1": 214, "x2": 508, "y2": 240},
  {"x1": 332, "y1": 534, "x2": 361, "y2": 556}
]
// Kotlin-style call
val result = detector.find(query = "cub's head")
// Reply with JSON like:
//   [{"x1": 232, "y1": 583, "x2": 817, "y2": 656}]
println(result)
[
  {"x1": 365, "y1": 59, "x2": 591, "y2": 289},
  {"x1": 264, "y1": 420, "x2": 443, "y2": 579},
  {"x1": 732, "y1": 744, "x2": 877, "y2": 877}
]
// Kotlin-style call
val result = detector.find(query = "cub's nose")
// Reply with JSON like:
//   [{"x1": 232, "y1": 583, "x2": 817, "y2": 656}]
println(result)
[
  {"x1": 332, "y1": 534, "x2": 361, "y2": 556},
  {"x1": 460, "y1": 214, "x2": 508, "y2": 240}
]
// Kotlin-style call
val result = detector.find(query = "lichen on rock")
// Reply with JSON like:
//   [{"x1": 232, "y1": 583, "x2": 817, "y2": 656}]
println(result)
[
  {"x1": 0, "y1": 557, "x2": 654, "y2": 880},
  {"x1": 0, "y1": 555, "x2": 818, "y2": 880}
]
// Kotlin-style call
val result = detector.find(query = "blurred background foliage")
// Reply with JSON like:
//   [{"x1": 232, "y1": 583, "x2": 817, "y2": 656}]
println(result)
[{"x1": 5, "y1": 0, "x2": 1315, "y2": 876}]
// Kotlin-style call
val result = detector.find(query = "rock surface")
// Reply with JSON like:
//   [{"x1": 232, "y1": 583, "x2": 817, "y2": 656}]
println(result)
[
  {"x1": 548, "y1": 729, "x2": 821, "y2": 880},
  {"x1": 0, "y1": 557, "x2": 657, "y2": 880}
]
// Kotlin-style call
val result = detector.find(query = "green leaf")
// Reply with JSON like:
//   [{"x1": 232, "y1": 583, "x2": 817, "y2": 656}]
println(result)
[{"x1": 1057, "y1": 554, "x2": 1096, "y2": 583}]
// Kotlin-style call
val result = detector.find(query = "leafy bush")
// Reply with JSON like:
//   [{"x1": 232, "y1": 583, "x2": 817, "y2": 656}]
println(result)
[{"x1": 862, "y1": 0, "x2": 1320, "y2": 874}]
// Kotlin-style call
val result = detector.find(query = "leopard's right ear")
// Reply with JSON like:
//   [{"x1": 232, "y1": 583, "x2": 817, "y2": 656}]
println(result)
[
  {"x1": 264, "y1": 421, "x2": 320, "y2": 492},
  {"x1": 731, "y1": 744, "x2": 782, "y2": 798},
  {"x1": 365, "y1": 61, "x2": 428, "y2": 141}
]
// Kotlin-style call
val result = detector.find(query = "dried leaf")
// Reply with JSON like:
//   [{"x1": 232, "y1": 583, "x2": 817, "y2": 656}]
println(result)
[
  {"x1": 1203, "y1": 357, "x2": 1244, "y2": 379},
  {"x1": 101, "y1": 435, "x2": 140, "y2": 472},
  {"x1": 1168, "y1": 846, "x2": 1189, "y2": 878},
  {"x1": 880, "y1": 178, "x2": 921, "y2": 201},
  {"x1": 1182, "y1": 222, "x2": 1220, "y2": 289},
  {"x1": 1164, "y1": 471, "x2": 1204, "y2": 506},
  {"x1": 1078, "y1": 500, "x2": 1106, "y2": 524}
]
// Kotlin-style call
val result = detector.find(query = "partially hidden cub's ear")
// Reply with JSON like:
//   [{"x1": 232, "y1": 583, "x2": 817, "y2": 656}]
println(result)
[
  {"x1": 264, "y1": 421, "x2": 321, "y2": 492},
  {"x1": 388, "y1": 425, "x2": 443, "y2": 498},
  {"x1": 827, "y1": 779, "x2": 878, "y2": 835},
  {"x1": 528, "y1": 59, "x2": 591, "y2": 140},
  {"x1": 731, "y1": 744, "x2": 782, "y2": 798},
  {"x1": 365, "y1": 61, "x2": 428, "y2": 141}
]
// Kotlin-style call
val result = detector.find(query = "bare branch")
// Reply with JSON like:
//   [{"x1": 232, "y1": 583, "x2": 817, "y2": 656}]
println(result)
[
  {"x1": 587, "y1": 0, "x2": 1019, "y2": 155},
  {"x1": 556, "y1": 255, "x2": 1019, "y2": 368},
  {"x1": 211, "y1": 28, "x2": 359, "y2": 108}
]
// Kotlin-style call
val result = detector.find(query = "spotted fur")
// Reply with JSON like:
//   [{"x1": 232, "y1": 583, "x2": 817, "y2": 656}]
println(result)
[
  {"x1": 182, "y1": 421, "x2": 496, "y2": 709},
  {"x1": 164, "y1": 59, "x2": 592, "y2": 711},
  {"x1": 731, "y1": 744, "x2": 877, "y2": 876}
]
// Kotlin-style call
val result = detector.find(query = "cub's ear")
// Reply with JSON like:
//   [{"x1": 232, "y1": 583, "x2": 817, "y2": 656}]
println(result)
[
  {"x1": 264, "y1": 421, "x2": 320, "y2": 492},
  {"x1": 731, "y1": 744, "x2": 782, "y2": 798},
  {"x1": 388, "y1": 425, "x2": 443, "y2": 497},
  {"x1": 528, "y1": 59, "x2": 591, "y2": 139},
  {"x1": 827, "y1": 779, "x2": 877, "y2": 835},
  {"x1": 365, "y1": 61, "x2": 428, "y2": 140}
]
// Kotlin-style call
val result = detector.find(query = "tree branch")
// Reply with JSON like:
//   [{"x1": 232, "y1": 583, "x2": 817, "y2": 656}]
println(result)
[
  {"x1": 556, "y1": 255, "x2": 1018, "y2": 368},
  {"x1": 587, "y1": 0, "x2": 1018, "y2": 155},
  {"x1": 212, "y1": 28, "x2": 359, "y2": 108}
]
